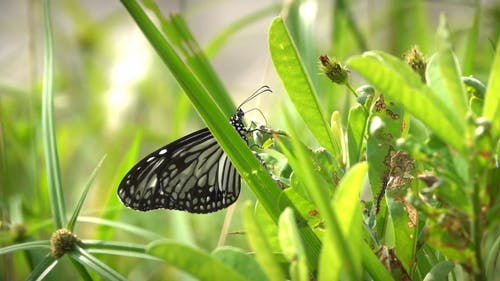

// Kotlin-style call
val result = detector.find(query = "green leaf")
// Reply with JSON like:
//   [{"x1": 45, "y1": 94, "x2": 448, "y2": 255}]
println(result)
[
  {"x1": 426, "y1": 52, "x2": 467, "y2": 123},
  {"x1": 461, "y1": 6, "x2": 480, "y2": 75},
  {"x1": 279, "y1": 208, "x2": 309, "y2": 281},
  {"x1": 485, "y1": 234, "x2": 500, "y2": 281},
  {"x1": 348, "y1": 51, "x2": 466, "y2": 153},
  {"x1": 347, "y1": 105, "x2": 368, "y2": 166},
  {"x1": 243, "y1": 202, "x2": 287, "y2": 281},
  {"x1": 212, "y1": 246, "x2": 269, "y2": 281},
  {"x1": 360, "y1": 243, "x2": 395, "y2": 281},
  {"x1": 482, "y1": 37, "x2": 500, "y2": 138},
  {"x1": 432, "y1": 15, "x2": 468, "y2": 121},
  {"x1": 282, "y1": 188, "x2": 324, "y2": 238},
  {"x1": 385, "y1": 193, "x2": 418, "y2": 273},
  {"x1": 422, "y1": 261, "x2": 455, "y2": 281},
  {"x1": 330, "y1": 162, "x2": 367, "y2": 280},
  {"x1": 268, "y1": 17, "x2": 341, "y2": 160},
  {"x1": 276, "y1": 121, "x2": 359, "y2": 280},
  {"x1": 42, "y1": 0, "x2": 66, "y2": 229},
  {"x1": 148, "y1": 240, "x2": 247, "y2": 281}
]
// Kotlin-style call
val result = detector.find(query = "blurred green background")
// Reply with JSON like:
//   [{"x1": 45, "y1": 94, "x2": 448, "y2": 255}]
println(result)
[{"x1": 1, "y1": 0, "x2": 499, "y2": 279}]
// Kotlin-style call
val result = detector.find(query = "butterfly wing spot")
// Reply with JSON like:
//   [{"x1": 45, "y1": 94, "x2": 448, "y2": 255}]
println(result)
[{"x1": 159, "y1": 148, "x2": 167, "y2": 155}]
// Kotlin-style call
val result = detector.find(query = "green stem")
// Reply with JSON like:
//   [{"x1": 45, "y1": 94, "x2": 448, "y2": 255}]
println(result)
[{"x1": 346, "y1": 81, "x2": 358, "y2": 98}]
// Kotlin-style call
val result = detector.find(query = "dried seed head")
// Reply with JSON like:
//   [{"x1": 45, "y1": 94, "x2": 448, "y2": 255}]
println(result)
[
  {"x1": 50, "y1": 228, "x2": 81, "y2": 259},
  {"x1": 319, "y1": 55, "x2": 349, "y2": 85},
  {"x1": 402, "y1": 46, "x2": 426, "y2": 82}
]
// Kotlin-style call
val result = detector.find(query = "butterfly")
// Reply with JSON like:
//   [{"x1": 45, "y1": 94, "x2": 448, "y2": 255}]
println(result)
[{"x1": 117, "y1": 86, "x2": 271, "y2": 213}]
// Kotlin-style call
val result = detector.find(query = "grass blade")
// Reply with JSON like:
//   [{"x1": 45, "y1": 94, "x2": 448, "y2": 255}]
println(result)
[
  {"x1": 26, "y1": 254, "x2": 57, "y2": 281},
  {"x1": 42, "y1": 0, "x2": 66, "y2": 228},
  {"x1": 0, "y1": 241, "x2": 50, "y2": 254},
  {"x1": 82, "y1": 240, "x2": 161, "y2": 261},
  {"x1": 67, "y1": 155, "x2": 106, "y2": 231}
]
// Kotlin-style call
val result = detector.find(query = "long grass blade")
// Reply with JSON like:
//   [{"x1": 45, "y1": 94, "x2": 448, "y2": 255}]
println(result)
[{"x1": 41, "y1": 0, "x2": 66, "y2": 228}]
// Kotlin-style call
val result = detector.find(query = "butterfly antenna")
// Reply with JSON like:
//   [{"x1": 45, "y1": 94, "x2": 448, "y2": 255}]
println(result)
[
  {"x1": 244, "y1": 108, "x2": 269, "y2": 126},
  {"x1": 237, "y1": 85, "x2": 272, "y2": 109}
]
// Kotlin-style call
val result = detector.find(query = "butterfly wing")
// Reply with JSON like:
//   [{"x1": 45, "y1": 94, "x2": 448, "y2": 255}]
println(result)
[{"x1": 117, "y1": 128, "x2": 241, "y2": 213}]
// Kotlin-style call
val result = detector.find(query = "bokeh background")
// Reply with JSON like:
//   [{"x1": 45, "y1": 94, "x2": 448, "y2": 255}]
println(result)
[{"x1": 1, "y1": 0, "x2": 499, "y2": 279}]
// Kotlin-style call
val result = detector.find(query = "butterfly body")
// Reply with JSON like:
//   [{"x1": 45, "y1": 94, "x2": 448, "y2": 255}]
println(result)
[{"x1": 117, "y1": 109, "x2": 246, "y2": 213}]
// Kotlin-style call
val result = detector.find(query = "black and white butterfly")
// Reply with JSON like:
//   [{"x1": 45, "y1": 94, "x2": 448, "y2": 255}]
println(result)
[{"x1": 117, "y1": 86, "x2": 271, "y2": 214}]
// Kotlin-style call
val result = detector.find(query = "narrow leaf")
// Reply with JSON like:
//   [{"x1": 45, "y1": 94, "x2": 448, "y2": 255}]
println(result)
[
  {"x1": 67, "y1": 155, "x2": 106, "y2": 231},
  {"x1": 243, "y1": 202, "x2": 287, "y2": 281},
  {"x1": 212, "y1": 246, "x2": 269, "y2": 281},
  {"x1": 347, "y1": 105, "x2": 368, "y2": 166},
  {"x1": 279, "y1": 208, "x2": 309, "y2": 281},
  {"x1": 269, "y1": 17, "x2": 341, "y2": 159},
  {"x1": 147, "y1": 240, "x2": 247, "y2": 281},
  {"x1": 422, "y1": 261, "x2": 455, "y2": 281},
  {"x1": 26, "y1": 254, "x2": 57, "y2": 281},
  {"x1": 482, "y1": 38, "x2": 500, "y2": 138},
  {"x1": 42, "y1": 0, "x2": 66, "y2": 229}
]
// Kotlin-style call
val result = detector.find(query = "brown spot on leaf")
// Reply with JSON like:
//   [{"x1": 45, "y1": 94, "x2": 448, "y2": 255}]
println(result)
[
  {"x1": 386, "y1": 109, "x2": 400, "y2": 120},
  {"x1": 332, "y1": 172, "x2": 340, "y2": 185},
  {"x1": 375, "y1": 95, "x2": 386, "y2": 112},
  {"x1": 375, "y1": 147, "x2": 415, "y2": 214},
  {"x1": 309, "y1": 209, "x2": 319, "y2": 216}
]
